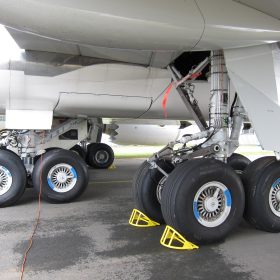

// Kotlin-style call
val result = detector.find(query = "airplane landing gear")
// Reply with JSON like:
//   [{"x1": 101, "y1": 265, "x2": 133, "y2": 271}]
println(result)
[
  {"x1": 32, "y1": 149, "x2": 88, "y2": 203},
  {"x1": 132, "y1": 50, "x2": 255, "y2": 244},
  {"x1": 0, "y1": 117, "x2": 115, "y2": 206}
]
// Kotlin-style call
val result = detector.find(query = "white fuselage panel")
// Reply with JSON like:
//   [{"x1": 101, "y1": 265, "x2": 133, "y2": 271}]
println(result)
[{"x1": 0, "y1": 63, "x2": 212, "y2": 120}]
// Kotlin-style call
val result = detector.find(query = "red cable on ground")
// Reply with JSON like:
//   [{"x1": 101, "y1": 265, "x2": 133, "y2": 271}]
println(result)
[{"x1": 20, "y1": 136, "x2": 44, "y2": 280}]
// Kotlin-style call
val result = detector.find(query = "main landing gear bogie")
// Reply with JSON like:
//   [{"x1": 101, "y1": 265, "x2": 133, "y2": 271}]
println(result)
[
  {"x1": 134, "y1": 155, "x2": 280, "y2": 244},
  {"x1": 0, "y1": 117, "x2": 115, "y2": 206},
  {"x1": 0, "y1": 140, "x2": 115, "y2": 206}
]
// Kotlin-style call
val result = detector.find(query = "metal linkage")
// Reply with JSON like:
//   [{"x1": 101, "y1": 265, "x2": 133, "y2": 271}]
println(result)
[
  {"x1": 168, "y1": 62, "x2": 209, "y2": 131},
  {"x1": 149, "y1": 161, "x2": 169, "y2": 177},
  {"x1": 43, "y1": 118, "x2": 86, "y2": 143},
  {"x1": 149, "y1": 142, "x2": 176, "y2": 162},
  {"x1": 0, "y1": 118, "x2": 90, "y2": 173},
  {"x1": 172, "y1": 144, "x2": 221, "y2": 163},
  {"x1": 228, "y1": 97, "x2": 247, "y2": 155},
  {"x1": 175, "y1": 56, "x2": 210, "y2": 88},
  {"x1": 0, "y1": 130, "x2": 18, "y2": 147},
  {"x1": 179, "y1": 129, "x2": 213, "y2": 144},
  {"x1": 148, "y1": 128, "x2": 219, "y2": 173}
]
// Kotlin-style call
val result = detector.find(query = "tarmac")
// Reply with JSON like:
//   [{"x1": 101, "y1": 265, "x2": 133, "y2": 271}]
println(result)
[{"x1": 1, "y1": 158, "x2": 280, "y2": 280}]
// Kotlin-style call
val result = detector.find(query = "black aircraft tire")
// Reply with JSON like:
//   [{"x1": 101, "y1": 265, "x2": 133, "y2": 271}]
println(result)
[
  {"x1": 242, "y1": 157, "x2": 280, "y2": 232},
  {"x1": 242, "y1": 156, "x2": 276, "y2": 215},
  {"x1": 227, "y1": 153, "x2": 251, "y2": 176},
  {"x1": 34, "y1": 147, "x2": 61, "y2": 165},
  {"x1": 161, "y1": 158, "x2": 245, "y2": 244},
  {"x1": 86, "y1": 143, "x2": 114, "y2": 169},
  {"x1": 242, "y1": 156, "x2": 276, "y2": 194},
  {"x1": 0, "y1": 150, "x2": 27, "y2": 207},
  {"x1": 70, "y1": 145, "x2": 86, "y2": 160},
  {"x1": 0, "y1": 148, "x2": 20, "y2": 159},
  {"x1": 133, "y1": 160, "x2": 174, "y2": 223},
  {"x1": 32, "y1": 149, "x2": 89, "y2": 203}
]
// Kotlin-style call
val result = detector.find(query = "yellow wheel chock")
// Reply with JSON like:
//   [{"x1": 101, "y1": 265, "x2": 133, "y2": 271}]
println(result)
[
  {"x1": 160, "y1": 225, "x2": 199, "y2": 250},
  {"x1": 109, "y1": 164, "x2": 116, "y2": 170},
  {"x1": 129, "y1": 209, "x2": 160, "y2": 227}
]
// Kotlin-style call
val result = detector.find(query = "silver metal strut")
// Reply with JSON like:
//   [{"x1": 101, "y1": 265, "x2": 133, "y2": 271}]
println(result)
[
  {"x1": 228, "y1": 96, "x2": 246, "y2": 155},
  {"x1": 206, "y1": 50, "x2": 230, "y2": 160}
]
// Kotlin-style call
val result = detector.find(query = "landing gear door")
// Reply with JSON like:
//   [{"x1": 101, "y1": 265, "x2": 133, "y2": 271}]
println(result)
[{"x1": 55, "y1": 92, "x2": 152, "y2": 118}]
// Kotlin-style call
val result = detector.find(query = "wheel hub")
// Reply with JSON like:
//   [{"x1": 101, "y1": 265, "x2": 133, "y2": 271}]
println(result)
[
  {"x1": 204, "y1": 197, "x2": 219, "y2": 212},
  {"x1": 269, "y1": 179, "x2": 280, "y2": 217},
  {"x1": 47, "y1": 163, "x2": 77, "y2": 193},
  {"x1": 276, "y1": 191, "x2": 280, "y2": 202},
  {"x1": 193, "y1": 181, "x2": 232, "y2": 228},
  {"x1": 0, "y1": 166, "x2": 13, "y2": 196},
  {"x1": 56, "y1": 172, "x2": 67, "y2": 184},
  {"x1": 95, "y1": 150, "x2": 109, "y2": 164}
]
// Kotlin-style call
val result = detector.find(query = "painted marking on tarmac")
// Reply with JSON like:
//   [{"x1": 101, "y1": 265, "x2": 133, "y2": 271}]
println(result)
[{"x1": 89, "y1": 180, "x2": 132, "y2": 185}]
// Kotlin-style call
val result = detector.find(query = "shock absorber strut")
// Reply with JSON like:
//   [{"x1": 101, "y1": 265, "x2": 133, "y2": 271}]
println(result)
[{"x1": 208, "y1": 50, "x2": 230, "y2": 160}]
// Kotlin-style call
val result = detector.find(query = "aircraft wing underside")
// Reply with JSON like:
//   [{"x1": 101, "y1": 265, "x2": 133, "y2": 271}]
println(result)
[
  {"x1": 2, "y1": 0, "x2": 280, "y2": 69},
  {"x1": 6, "y1": 27, "x2": 179, "y2": 68}
]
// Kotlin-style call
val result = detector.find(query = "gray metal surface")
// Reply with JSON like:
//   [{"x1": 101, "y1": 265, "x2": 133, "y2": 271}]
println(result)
[
  {"x1": 0, "y1": 158, "x2": 280, "y2": 280},
  {"x1": 6, "y1": 28, "x2": 178, "y2": 68},
  {"x1": 225, "y1": 43, "x2": 280, "y2": 151},
  {"x1": 1, "y1": 0, "x2": 280, "y2": 67},
  {"x1": 233, "y1": 0, "x2": 280, "y2": 20},
  {"x1": 0, "y1": 50, "x2": 118, "y2": 77},
  {"x1": 168, "y1": 65, "x2": 208, "y2": 131}
]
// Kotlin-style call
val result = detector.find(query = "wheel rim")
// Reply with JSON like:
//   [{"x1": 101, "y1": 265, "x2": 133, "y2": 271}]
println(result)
[
  {"x1": 0, "y1": 166, "x2": 12, "y2": 195},
  {"x1": 193, "y1": 181, "x2": 232, "y2": 227},
  {"x1": 269, "y1": 178, "x2": 280, "y2": 217},
  {"x1": 156, "y1": 176, "x2": 167, "y2": 203},
  {"x1": 95, "y1": 150, "x2": 109, "y2": 164},
  {"x1": 47, "y1": 163, "x2": 77, "y2": 193}
]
